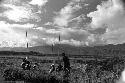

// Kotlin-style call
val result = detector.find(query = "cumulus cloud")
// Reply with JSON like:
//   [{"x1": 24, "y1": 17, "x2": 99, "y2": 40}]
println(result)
[
  {"x1": 60, "y1": 39, "x2": 85, "y2": 46},
  {"x1": 30, "y1": 26, "x2": 90, "y2": 46},
  {"x1": 1, "y1": 4, "x2": 41, "y2": 22},
  {"x1": 70, "y1": 14, "x2": 86, "y2": 22},
  {"x1": 0, "y1": 21, "x2": 90, "y2": 47},
  {"x1": 32, "y1": 37, "x2": 86, "y2": 46},
  {"x1": 53, "y1": 0, "x2": 83, "y2": 27},
  {"x1": 29, "y1": 0, "x2": 48, "y2": 7},
  {"x1": 44, "y1": 22, "x2": 54, "y2": 26},
  {"x1": 87, "y1": 0, "x2": 125, "y2": 45},
  {"x1": 1, "y1": 0, "x2": 115, "y2": 47},
  {"x1": 0, "y1": 21, "x2": 35, "y2": 47},
  {"x1": 1, "y1": 0, "x2": 21, "y2": 5},
  {"x1": 0, "y1": 21, "x2": 25, "y2": 47},
  {"x1": 60, "y1": 28, "x2": 89, "y2": 41}
]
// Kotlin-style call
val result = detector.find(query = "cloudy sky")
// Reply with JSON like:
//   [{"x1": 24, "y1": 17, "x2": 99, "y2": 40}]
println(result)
[{"x1": 0, "y1": 0, "x2": 125, "y2": 47}]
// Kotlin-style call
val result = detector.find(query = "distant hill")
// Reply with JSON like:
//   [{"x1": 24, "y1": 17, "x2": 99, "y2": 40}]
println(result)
[
  {"x1": 29, "y1": 44, "x2": 81, "y2": 55},
  {"x1": 28, "y1": 43, "x2": 125, "y2": 56},
  {"x1": 0, "y1": 43, "x2": 125, "y2": 56}
]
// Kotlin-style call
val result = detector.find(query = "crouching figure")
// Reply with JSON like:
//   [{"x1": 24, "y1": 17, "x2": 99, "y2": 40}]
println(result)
[
  {"x1": 49, "y1": 64, "x2": 55, "y2": 73},
  {"x1": 56, "y1": 63, "x2": 63, "y2": 72},
  {"x1": 21, "y1": 57, "x2": 31, "y2": 70}
]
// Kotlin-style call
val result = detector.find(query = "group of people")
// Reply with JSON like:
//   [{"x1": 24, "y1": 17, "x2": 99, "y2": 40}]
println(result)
[
  {"x1": 49, "y1": 53, "x2": 70, "y2": 74},
  {"x1": 21, "y1": 56, "x2": 31, "y2": 70},
  {"x1": 21, "y1": 56, "x2": 39, "y2": 70},
  {"x1": 21, "y1": 52, "x2": 71, "y2": 75}
]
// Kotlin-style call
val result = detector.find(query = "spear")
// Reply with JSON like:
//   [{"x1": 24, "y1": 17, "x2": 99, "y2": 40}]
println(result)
[
  {"x1": 26, "y1": 31, "x2": 28, "y2": 49},
  {"x1": 58, "y1": 34, "x2": 61, "y2": 62},
  {"x1": 59, "y1": 34, "x2": 61, "y2": 42},
  {"x1": 27, "y1": 42, "x2": 28, "y2": 49},
  {"x1": 26, "y1": 31, "x2": 28, "y2": 38},
  {"x1": 51, "y1": 43, "x2": 54, "y2": 54}
]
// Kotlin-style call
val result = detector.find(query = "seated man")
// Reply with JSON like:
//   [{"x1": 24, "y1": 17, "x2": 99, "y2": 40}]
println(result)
[
  {"x1": 33, "y1": 63, "x2": 39, "y2": 69},
  {"x1": 49, "y1": 64, "x2": 55, "y2": 73},
  {"x1": 56, "y1": 63, "x2": 63, "y2": 72},
  {"x1": 21, "y1": 57, "x2": 31, "y2": 70}
]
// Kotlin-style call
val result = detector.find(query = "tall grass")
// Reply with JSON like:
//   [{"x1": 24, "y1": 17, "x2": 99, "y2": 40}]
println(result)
[
  {"x1": 1, "y1": 56, "x2": 125, "y2": 83},
  {"x1": 3, "y1": 68, "x2": 64, "y2": 83}
]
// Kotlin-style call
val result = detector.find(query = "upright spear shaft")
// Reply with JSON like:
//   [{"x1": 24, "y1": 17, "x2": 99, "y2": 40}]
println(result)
[
  {"x1": 52, "y1": 43, "x2": 54, "y2": 54},
  {"x1": 26, "y1": 31, "x2": 28, "y2": 49},
  {"x1": 26, "y1": 31, "x2": 28, "y2": 38},
  {"x1": 58, "y1": 34, "x2": 61, "y2": 62}
]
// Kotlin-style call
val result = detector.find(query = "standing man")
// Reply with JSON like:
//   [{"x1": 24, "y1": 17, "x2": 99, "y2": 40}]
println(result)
[{"x1": 62, "y1": 53, "x2": 70, "y2": 76}]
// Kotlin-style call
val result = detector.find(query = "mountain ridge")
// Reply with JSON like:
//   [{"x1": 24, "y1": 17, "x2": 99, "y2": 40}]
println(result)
[{"x1": 0, "y1": 43, "x2": 125, "y2": 55}]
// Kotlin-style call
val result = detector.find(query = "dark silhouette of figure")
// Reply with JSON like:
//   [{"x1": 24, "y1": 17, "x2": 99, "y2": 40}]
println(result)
[
  {"x1": 21, "y1": 57, "x2": 31, "y2": 70},
  {"x1": 62, "y1": 53, "x2": 70, "y2": 70},
  {"x1": 62, "y1": 52, "x2": 70, "y2": 79}
]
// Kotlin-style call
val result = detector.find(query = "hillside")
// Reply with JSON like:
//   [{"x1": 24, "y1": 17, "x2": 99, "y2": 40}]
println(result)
[
  {"x1": 29, "y1": 43, "x2": 125, "y2": 56},
  {"x1": 0, "y1": 43, "x2": 125, "y2": 56}
]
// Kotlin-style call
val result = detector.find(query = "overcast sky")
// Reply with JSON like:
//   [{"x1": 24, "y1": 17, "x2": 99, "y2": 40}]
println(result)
[{"x1": 0, "y1": 0, "x2": 125, "y2": 47}]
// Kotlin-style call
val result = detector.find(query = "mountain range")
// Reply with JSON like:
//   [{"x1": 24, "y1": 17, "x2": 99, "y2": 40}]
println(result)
[{"x1": 0, "y1": 43, "x2": 125, "y2": 56}]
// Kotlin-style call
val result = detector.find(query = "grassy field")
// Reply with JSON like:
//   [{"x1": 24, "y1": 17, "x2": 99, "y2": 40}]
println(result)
[{"x1": 0, "y1": 55, "x2": 124, "y2": 83}]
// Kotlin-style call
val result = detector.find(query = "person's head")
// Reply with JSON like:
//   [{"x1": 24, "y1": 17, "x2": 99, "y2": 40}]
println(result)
[
  {"x1": 51, "y1": 64, "x2": 55, "y2": 66},
  {"x1": 62, "y1": 52, "x2": 65, "y2": 57},
  {"x1": 23, "y1": 56, "x2": 28, "y2": 62},
  {"x1": 25, "y1": 56, "x2": 28, "y2": 59}
]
